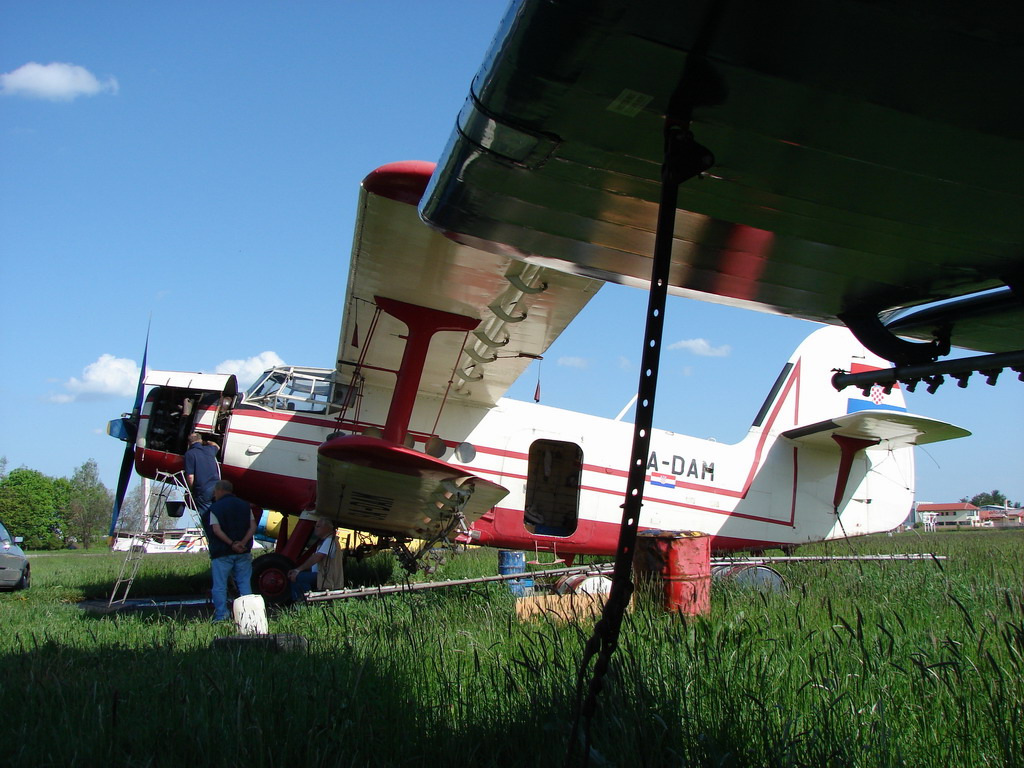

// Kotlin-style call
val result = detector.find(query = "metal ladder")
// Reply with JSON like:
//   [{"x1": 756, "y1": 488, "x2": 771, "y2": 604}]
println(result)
[{"x1": 108, "y1": 471, "x2": 198, "y2": 606}]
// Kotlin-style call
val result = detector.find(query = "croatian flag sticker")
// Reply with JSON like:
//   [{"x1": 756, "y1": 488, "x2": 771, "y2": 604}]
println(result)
[
  {"x1": 846, "y1": 364, "x2": 906, "y2": 413},
  {"x1": 650, "y1": 472, "x2": 676, "y2": 489}
]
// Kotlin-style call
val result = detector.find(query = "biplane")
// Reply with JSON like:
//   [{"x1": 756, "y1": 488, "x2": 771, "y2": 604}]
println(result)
[
  {"x1": 108, "y1": 161, "x2": 969, "y2": 602},
  {"x1": 110, "y1": 0, "x2": 1024, "y2": 601}
]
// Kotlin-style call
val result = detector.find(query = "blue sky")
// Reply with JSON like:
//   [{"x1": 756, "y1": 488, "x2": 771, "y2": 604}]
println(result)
[{"x1": 2, "y1": 1, "x2": 1021, "y2": 506}]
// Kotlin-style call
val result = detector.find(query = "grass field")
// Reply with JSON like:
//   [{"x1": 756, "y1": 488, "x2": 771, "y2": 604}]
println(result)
[{"x1": 2, "y1": 529, "x2": 1022, "y2": 767}]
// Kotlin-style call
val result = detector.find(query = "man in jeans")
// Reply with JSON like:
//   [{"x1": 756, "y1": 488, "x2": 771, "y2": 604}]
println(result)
[{"x1": 207, "y1": 479, "x2": 257, "y2": 621}]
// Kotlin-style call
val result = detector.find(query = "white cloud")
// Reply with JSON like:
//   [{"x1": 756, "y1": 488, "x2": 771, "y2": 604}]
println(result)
[
  {"x1": 51, "y1": 354, "x2": 140, "y2": 402},
  {"x1": 667, "y1": 338, "x2": 731, "y2": 357},
  {"x1": 48, "y1": 351, "x2": 284, "y2": 402},
  {"x1": 216, "y1": 351, "x2": 284, "y2": 387},
  {"x1": 557, "y1": 356, "x2": 589, "y2": 370},
  {"x1": 1, "y1": 62, "x2": 118, "y2": 101}
]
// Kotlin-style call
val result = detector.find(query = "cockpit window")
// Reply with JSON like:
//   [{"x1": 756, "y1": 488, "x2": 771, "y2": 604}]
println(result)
[
  {"x1": 278, "y1": 374, "x2": 331, "y2": 412},
  {"x1": 246, "y1": 370, "x2": 287, "y2": 401},
  {"x1": 243, "y1": 366, "x2": 359, "y2": 415}
]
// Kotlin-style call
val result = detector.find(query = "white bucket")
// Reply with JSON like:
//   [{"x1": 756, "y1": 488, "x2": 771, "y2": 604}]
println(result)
[{"x1": 232, "y1": 594, "x2": 268, "y2": 635}]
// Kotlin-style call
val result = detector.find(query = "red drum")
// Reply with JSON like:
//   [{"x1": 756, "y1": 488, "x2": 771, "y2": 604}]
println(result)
[{"x1": 632, "y1": 530, "x2": 711, "y2": 615}]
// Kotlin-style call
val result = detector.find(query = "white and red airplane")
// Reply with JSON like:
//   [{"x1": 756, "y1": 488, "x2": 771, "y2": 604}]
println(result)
[{"x1": 109, "y1": 161, "x2": 968, "y2": 602}]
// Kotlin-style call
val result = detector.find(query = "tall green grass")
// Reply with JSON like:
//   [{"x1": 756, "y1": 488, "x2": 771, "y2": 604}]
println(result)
[{"x1": 2, "y1": 530, "x2": 1022, "y2": 767}]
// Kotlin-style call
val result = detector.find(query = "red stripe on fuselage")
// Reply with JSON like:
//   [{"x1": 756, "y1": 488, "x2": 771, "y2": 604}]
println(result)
[
  {"x1": 202, "y1": 359, "x2": 807, "y2": 528},
  {"x1": 224, "y1": 356, "x2": 803, "y2": 504},
  {"x1": 473, "y1": 507, "x2": 791, "y2": 556}
]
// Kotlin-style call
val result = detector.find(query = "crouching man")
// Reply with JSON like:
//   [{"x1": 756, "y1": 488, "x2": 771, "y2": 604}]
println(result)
[{"x1": 287, "y1": 517, "x2": 345, "y2": 602}]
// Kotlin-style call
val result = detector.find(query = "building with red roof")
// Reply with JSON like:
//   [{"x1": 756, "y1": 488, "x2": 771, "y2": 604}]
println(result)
[{"x1": 915, "y1": 502, "x2": 1023, "y2": 529}]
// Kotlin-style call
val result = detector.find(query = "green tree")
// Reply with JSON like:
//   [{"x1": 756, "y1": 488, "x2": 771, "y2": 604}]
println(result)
[
  {"x1": 0, "y1": 468, "x2": 62, "y2": 549},
  {"x1": 960, "y1": 490, "x2": 1019, "y2": 508},
  {"x1": 66, "y1": 459, "x2": 113, "y2": 549},
  {"x1": 52, "y1": 476, "x2": 73, "y2": 545},
  {"x1": 117, "y1": 482, "x2": 147, "y2": 532}
]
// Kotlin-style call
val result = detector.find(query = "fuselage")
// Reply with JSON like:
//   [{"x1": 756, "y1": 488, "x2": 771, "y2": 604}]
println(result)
[{"x1": 133, "y1": 345, "x2": 915, "y2": 556}]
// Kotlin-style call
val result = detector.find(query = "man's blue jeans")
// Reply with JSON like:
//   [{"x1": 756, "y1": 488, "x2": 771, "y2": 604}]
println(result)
[
  {"x1": 211, "y1": 553, "x2": 253, "y2": 620},
  {"x1": 291, "y1": 570, "x2": 316, "y2": 602}
]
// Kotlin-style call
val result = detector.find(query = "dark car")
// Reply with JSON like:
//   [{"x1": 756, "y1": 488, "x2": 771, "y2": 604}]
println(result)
[{"x1": 0, "y1": 520, "x2": 30, "y2": 590}]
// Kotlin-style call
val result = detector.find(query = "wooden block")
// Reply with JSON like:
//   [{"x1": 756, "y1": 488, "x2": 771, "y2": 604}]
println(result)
[{"x1": 515, "y1": 591, "x2": 625, "y2": 622}]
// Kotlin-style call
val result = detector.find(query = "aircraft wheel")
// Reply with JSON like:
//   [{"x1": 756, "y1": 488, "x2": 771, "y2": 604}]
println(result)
[{"x1": 251, "y1": 553, "x2": 294, "y2": 605}]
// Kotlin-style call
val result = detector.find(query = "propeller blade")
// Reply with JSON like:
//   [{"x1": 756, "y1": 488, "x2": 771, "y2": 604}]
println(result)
[
  {"x1": 108, "y1": 328, "x2": 150, "y2": 540},
  {"x1": 107, "y1": 442, "x2": 136, "y2": 538},
  {"x1": 131, "y1": 324, "x2": 149, "y2": 418}
]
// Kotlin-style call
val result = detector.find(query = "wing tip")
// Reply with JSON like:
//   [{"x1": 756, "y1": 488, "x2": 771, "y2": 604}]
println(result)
[{"x1": 362, "y1": 161, "x2": 436, "y2": 206}]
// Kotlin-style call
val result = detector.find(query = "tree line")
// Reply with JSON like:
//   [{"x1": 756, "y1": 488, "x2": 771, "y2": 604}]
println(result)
[
  {"x1": 0, "y1": 456, "x2": 141, "y2": 550},
  {"x1": 960, "y1": 490, "x2": 1020, "y2": 509}
]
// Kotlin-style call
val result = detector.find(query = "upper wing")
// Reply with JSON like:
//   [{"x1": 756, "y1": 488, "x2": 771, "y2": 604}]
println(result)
[
  {"x1": 421, "y1": 0, "x2": 1024, "y2": 355},
  {"x1": 336, "y1": 161, "x2": 602, "y2": 408}
]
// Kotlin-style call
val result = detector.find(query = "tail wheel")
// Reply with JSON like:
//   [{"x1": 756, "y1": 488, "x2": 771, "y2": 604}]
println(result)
[{"x1": 251, "y1": 553, "x2": 294, "y2": 605}]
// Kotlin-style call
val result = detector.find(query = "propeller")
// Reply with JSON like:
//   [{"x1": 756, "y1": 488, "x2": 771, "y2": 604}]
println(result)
[{"x1": 106, "y1": 329, "x2": 149, "y2": 540}]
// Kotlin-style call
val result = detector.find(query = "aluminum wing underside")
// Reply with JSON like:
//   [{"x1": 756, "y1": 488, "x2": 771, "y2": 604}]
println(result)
[{"x1": 421, "y1": 0, "x2": 1024, "y2": 355}]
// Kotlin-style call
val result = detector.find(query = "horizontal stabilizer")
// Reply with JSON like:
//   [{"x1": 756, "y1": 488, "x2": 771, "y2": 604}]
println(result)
[{"x1": 783, "y1": 411, "x2": 970, "y2": 449}]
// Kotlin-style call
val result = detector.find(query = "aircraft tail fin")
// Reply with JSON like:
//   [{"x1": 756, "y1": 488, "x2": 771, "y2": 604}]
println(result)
[
  {"x1": 748, "y1": 325, "x2": 968, "y2": 533},
  {"x1": 753, "y1": 324, "x2": 968, "y2": 444}
]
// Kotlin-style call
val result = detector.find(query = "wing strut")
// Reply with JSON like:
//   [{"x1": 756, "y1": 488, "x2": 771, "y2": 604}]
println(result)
[
  {"x1": 569, "y1": 67, "x2": 717, "y2": 768},
  {"x1": 373, "y1": 296, "x2": 479, "y2": 444}
]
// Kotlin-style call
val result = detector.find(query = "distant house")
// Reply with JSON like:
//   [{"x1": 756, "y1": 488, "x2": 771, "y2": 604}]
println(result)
[
  {"x1": 912, "y1": 502, "x2": 1023, "y2": 530},
  {"x1": 916, "y1": 502, "x2": 981, "y2": 528},
  {"x1": 978, "y1": 504, "x2": 1024, "y2": 528}
]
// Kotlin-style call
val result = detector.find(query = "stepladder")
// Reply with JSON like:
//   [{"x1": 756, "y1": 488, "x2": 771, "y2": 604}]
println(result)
[{"x1": 108, "y1": 471, "x2": 203, "y2": 606}]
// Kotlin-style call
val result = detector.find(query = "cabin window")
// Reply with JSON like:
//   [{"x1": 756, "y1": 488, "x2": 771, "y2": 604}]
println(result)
[
  {"x1": 277, "y1": 374, "x2": 332, "y2": 413},
  {"x1": 524, "y1": 439, "x2": 581, "y2": 537}
]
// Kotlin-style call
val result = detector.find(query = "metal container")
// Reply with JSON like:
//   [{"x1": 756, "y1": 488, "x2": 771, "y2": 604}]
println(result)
[
  {"x1": 633, "y1": 530, "x2": 710, "y2": 615},
  {"x1": 498, "y1": 549, "x2": 534, "y2": 597}
]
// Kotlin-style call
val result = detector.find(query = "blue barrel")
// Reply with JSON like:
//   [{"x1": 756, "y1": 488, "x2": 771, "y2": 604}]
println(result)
[{"x1": 497, "y1": 550, "x2": 534, "y2": 597}]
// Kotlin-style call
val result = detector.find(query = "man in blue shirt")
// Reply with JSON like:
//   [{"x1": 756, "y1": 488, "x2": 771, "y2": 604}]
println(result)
[
  {"x1": 184, "y1": 432, "x2": 220, "y2": 527},
  {"x1": 207, "y1": 479, "x2": 257, "y2": 621}
]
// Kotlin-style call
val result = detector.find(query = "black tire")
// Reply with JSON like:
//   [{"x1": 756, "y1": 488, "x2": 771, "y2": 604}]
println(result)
[
  {"x1": 15, "y1": 565, "x2": 29, "y2": 591},
  {"x1": 251, "y1": 553, "x2": 294, "y2": 605}
]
